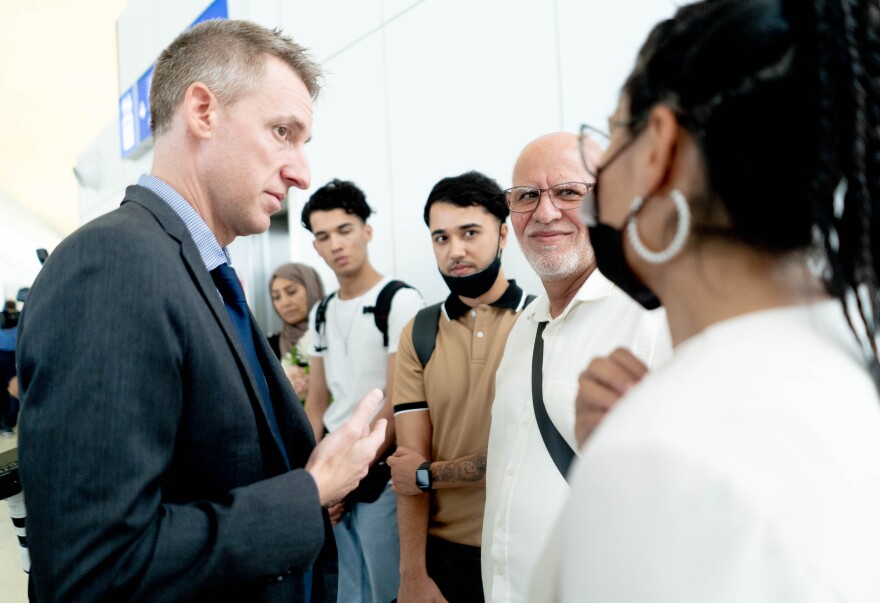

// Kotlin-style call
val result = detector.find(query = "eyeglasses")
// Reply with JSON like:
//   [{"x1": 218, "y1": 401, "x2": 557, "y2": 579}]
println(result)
[
  {"x1": 577, "y1": 124, "x2": 611, "y2": 225},
  {"x1": 578, "y1": 124, "x2": 610, "y2": 176},
  {"x1": 577, "y1": 121, "x2": 642, "y2": 226},
  {"x1": 503, "y1": 182, "x2": 595, "y2": 214}
]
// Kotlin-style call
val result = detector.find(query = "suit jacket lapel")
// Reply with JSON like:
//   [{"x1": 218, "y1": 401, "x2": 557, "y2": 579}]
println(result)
[{"x1": 123, "y1": 185, "x2": 292, "y2": 471}]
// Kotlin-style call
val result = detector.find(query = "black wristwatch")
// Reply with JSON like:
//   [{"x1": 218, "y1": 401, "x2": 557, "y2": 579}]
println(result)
[{"x1": 416, "y1": 461, "x2": 432, "y2": 492}]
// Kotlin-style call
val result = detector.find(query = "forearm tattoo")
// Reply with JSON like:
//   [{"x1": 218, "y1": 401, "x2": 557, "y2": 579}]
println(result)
[{"x1": 434, "y1": 451, "x2": 487, "y2": 484}]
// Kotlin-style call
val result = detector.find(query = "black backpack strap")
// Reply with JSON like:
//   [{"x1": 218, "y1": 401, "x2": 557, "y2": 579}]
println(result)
[
  {"x1": 363, "y1": 280, "x2": 413, "y2": 347},
  {"x1": 412, "y1": 302, "x2": 443, "y2": 368},
  {"x1": 313, "y1": 292, "x2": 335, "y2": 352}
]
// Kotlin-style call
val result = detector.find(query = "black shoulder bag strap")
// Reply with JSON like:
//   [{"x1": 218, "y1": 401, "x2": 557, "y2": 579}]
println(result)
[
  {"x1": 532, "y1": 321, "x2": 576, "y2": 481},
  {"x1": 363, "y1": 280, "x2": 413, "y2": 347},
  {"x1": 313, "y1": 292, "x2": 335, "y2": 352},
  {"x1": 412, "y1": 302, "x2": 443, "y2": 368}
]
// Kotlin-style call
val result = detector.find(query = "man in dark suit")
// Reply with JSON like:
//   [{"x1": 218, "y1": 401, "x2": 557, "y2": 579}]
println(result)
[{"x1": 16, "y1": 19, "x2": 386, "y2": 602}]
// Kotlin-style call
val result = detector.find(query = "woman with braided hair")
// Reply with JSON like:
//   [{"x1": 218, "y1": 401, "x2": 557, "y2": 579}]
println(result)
[{"x1": 536, "y1": 0, "x2": 880, "y2": 600}]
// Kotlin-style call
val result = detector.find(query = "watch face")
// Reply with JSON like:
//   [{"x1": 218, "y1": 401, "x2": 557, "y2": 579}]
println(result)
[{"x1": 416, "y1": 465, "x2": 431, "y2": 491}]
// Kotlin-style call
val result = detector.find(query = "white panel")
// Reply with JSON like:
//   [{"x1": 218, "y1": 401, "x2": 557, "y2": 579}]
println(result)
[
  {"x1": 80, "y1": 188, "x2": 128, "y2": 227},
  {"x1": 382, "y1": 0, "x2": 557, "y2": 302},
  {"x1": 382, "y1": 0, "x2": 423, "y2": 16},
  {"x1": 116, "y1": 0, "x2": 159, "y2": 90},
  {"x1": 279, "y1": 26, "x2": 394, "y2": 293},
  {"x1": 117, "y1": 0, "x2": 224, "y2": 91},
  {"x1": 77, "y1": 120, "x2": 152, "y2": 225},
  {"x1": 280, "y1": 0, "x2": 384, "y2": 63},
  {"x1": 231, "y1": 0, "x2": 281, "y2": 28},
  {"x1": 557, "y1": 0, "x2": 677, "y2": 131},
  {"x1": 164, "y1": 0, "x2": 222, "y2": 47}
]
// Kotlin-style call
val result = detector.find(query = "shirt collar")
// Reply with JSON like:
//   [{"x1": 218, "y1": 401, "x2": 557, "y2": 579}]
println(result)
[
  {"x1": 138, "y1": 174, "x2": 231, "y2": 271},
  {"x1": 443, "y1": 279, "x2": 525, "y2": 320},
  {"x1": 524, "y1": 268, "x2": 615, "y2": 323}
]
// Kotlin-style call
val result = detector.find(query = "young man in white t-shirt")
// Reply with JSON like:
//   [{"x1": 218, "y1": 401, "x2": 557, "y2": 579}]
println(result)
[{"x1": 302, "y1": 179, "x2": 424, "y2": 603}]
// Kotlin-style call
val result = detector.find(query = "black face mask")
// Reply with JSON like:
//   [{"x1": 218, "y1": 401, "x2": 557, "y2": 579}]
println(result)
[
  {"x1": 583, "y1": 123, "x2": 662, "y2": 310},
  {"x1": 588, "y1": 222, "x2": 661, "y2": 310},
  {"x1": 441, "y1": 251, "x2": 502, "y2": 299}
]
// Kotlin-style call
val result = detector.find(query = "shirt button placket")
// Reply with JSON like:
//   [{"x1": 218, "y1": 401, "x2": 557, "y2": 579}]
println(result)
[{"x1": 473, "y1": 307, "x2": 489, "y2": 361}]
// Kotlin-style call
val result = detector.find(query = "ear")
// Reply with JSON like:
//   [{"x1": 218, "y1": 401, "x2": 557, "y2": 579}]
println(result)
[
  {"x1": 182, "y1": 81, "x2": 219, "y2": 140},
  {"x1": 499, "y1": 221, "x2": 508, "y2": 251},
  {"x1": 638, "y1": 105, "x2": 680, "y2": 194},
  {"x1": 364, "y1": 223, "x2": 373, "y2": 243}
]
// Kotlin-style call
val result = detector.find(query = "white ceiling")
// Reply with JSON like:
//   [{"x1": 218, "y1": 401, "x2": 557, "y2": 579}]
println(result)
[{"x1": 0, "y1": 0, "x2": 129, "y2": 236}]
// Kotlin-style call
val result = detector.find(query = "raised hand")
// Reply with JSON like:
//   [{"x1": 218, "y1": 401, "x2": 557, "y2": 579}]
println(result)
[
  {"x1": 306, "y1": 388, "x2": 387, "y2": 505},
  {"x1": 575, "y1": 348, "x2": 648, "y2": 447}
]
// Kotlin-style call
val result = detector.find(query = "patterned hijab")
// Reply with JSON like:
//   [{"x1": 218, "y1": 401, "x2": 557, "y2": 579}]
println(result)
[{"x1": 270, "y1": 262, "x2": 325, "y2": 354}]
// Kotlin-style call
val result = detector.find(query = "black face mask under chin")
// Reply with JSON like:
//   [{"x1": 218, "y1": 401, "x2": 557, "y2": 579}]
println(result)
[
  {"x1": 587, "y1": 222, "x2": 661, "y2": 310},
  {"x1": 441, "y1": 253, "x2": 502, "y2": 299}
]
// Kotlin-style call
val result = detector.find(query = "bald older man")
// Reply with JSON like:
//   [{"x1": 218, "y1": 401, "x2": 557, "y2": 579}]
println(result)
[{"x1": 481, "y1": 132, "x2": 671, "y2": 603}]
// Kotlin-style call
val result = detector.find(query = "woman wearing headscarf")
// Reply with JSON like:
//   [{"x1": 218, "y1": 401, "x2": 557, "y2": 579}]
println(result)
[{"x1": 268, "y1": 262, "x2": 324, "y2": 399}]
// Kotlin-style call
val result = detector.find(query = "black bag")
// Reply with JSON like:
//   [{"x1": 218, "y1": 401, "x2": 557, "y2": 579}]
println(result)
[{"x1": 345, "y1": 445, "x2": 395, "y2": 505}]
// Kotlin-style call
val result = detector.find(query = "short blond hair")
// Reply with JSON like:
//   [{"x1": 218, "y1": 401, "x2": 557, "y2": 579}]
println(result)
[{"x1": 150, "y1": 19, "x2": 323, "y2": 137}]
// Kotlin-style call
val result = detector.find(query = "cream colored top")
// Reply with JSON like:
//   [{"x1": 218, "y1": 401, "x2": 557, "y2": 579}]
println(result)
[
  {"x1": 482, "y1": 270, "x2": 671, "y2": 602},
  {"x1": 537, "y1": 300, "x2": 880, "y2": 603}
]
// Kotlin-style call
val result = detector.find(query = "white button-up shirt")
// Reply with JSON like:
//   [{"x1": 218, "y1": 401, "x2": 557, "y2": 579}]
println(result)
[{"x1": 482, "y1": 269, "x2": 671, "y2": 602}]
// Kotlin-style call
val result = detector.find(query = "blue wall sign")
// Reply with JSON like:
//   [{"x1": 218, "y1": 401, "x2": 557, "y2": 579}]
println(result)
[
  {"x1": 136, "y1": 65, "x2": 154, "y2": 144},
  {"x1": 119, "y1": 86, "x2": 138, "y2": 158},
  {"x1": 119, "y1": 0, "x2": 228, "y2": 158}
]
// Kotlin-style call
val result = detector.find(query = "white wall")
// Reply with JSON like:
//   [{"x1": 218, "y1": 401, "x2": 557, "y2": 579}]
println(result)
[
  {"x1": 78, "y1": 0, "x2": 676, "y2": 328},
  {"x1": 0, "y1": 187, "x2": 63, "y2": 303}
]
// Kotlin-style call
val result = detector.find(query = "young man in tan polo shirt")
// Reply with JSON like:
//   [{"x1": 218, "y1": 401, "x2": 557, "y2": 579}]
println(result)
[{"x1": 390, "y1": 171, "x2": 532, "y2": 602}]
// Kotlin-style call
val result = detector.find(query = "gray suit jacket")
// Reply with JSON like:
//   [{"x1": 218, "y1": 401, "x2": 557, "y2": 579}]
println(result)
[{"x1": 18, "y1": 185, "x2": 337, "y2": 602}]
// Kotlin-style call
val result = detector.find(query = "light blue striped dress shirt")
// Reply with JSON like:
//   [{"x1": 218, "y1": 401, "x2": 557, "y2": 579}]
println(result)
[{"x1": 137, "y1": 173, "x2": 231, "y2": 271}]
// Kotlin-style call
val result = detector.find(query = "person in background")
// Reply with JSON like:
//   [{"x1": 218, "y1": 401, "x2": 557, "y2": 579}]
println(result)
[
  {"x1": 302, "y1": 178, "x2": 424, "y2": 603},
  {"x1": 0, "y1": 300, "x2": 19, "y2": 436},
  {"x1": 542, "y1": 0, "x2": 880, "y2": 601},
  {"x1": 268, "y1": 262, "x2": 325, "y2": 399}
]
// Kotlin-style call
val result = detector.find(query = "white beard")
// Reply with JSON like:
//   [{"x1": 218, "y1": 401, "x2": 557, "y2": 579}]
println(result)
[{"x1": 521, "y1": 237, "x2": 595, "y2": 282}]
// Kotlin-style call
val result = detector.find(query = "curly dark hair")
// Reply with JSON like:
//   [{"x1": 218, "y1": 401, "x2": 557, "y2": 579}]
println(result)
[
  {"x1": 423, "y1": 171, "x2": 508, "y2": 227},
  {"x1": 301, "y1": 179, "x2": 374, "y2": 232}
]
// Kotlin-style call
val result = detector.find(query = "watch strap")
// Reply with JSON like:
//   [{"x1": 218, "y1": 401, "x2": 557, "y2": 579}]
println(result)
[{"x1": 416, "y1": 461, "x2": 432, "y2": 491}]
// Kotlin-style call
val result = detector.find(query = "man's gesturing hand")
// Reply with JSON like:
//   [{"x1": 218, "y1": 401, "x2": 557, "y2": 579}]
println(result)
[
  {"x1": 306, "y1": 388, "x2": 387, "y2": 505},
  {"x1": 575, "y1": 348, "x2": 647, "y2": 448}
]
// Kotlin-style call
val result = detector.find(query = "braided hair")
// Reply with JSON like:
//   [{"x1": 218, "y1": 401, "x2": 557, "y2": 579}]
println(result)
[{"x1": 622, "y1": 0, "x2": 880, "y2": 384}]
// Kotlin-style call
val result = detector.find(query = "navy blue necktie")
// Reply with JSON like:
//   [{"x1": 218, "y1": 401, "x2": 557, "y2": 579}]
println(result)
[{"x1": 211, "y1": 263, "x2": 290, "y2": 470}]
